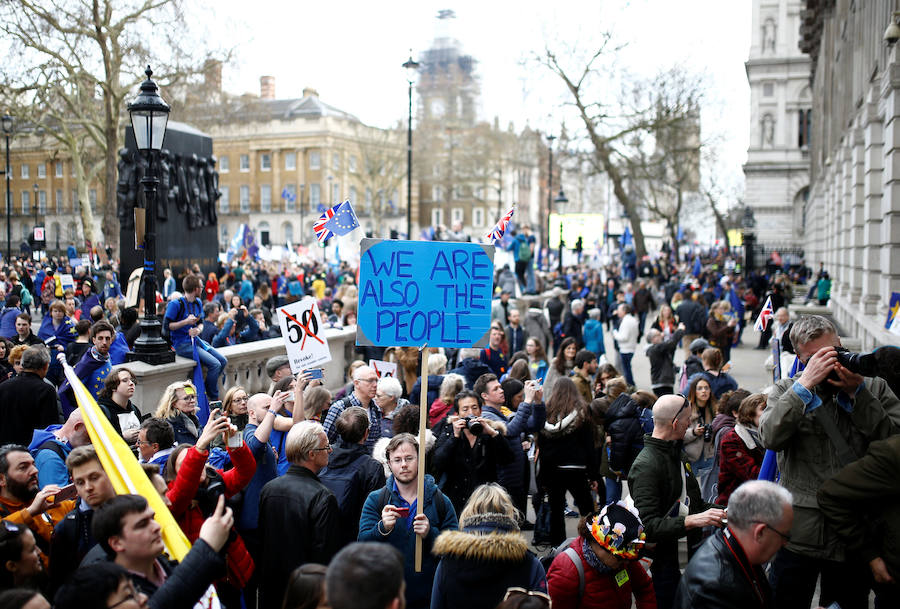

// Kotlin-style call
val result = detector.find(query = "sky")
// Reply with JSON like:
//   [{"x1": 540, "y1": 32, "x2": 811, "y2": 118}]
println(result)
[{"x1": 190, "y1": 0, "x2": 751, "y2": 201}]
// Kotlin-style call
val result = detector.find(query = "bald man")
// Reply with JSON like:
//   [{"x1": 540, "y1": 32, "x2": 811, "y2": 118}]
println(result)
[
  {"x1": 628, "y1": 394, "x2": 727, "y2": 609},
  {"x1": 29, "y1": 409, "x2": 92, "y2": 488},
  {"x1": 322, "y1": 365, "x2": 382, "y2": 454}
]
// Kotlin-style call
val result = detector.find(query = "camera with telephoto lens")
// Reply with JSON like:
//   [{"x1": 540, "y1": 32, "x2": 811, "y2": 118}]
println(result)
[{"x1": 463, "y1": 416, "x2": 484, "y2": 435}]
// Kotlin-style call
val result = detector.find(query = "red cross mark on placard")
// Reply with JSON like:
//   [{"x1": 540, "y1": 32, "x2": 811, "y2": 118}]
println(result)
[{"x1": 283, "y1": 306, "x2": 324, "y2": 350}]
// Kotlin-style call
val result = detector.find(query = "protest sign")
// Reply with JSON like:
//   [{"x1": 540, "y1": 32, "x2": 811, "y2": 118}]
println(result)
[
  {"x1": 277, "y1": 297, "x2": 332, "y2": 374},
  {"x1": 370, "y1": 359, "x2": 398, "y2": 379},
  {"x1": 60, "y1": 274, "x2": 75, "y2": 291},
  {"x1": 356, "y1": 238, "x2": 495, "y2": 348}
]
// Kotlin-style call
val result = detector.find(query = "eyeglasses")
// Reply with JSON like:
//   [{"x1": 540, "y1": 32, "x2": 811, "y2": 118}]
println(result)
[
  {"x1": 671, "y1": 395, "x2": 690, "y2": 425},
  {"x1": 108, "y1": 583, "x2": 142, "y2": 608},
  {"x1": 356, "y1": 378, "x2": 378, "y2": 384},
  {"x1": 754, "y1": 521, "x2": 791, "y2": 543},
  {"x1": 311, "y1": 444, "x2": 333, "y2": 452},
  {"x1": 503, "y1": 588, "x2": 552, "y2": 607},
  {"x1": 232, "y1": 396, "x2": 249, "y2": 403},
  {"x1": 177, "y1": 394, "x2": 197, "y2": 402}
]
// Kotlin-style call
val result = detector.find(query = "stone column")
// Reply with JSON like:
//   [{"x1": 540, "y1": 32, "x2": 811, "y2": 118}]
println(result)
[
  {"x1": 880, "y1": 55, "x2": 900, "y2": 320},
  {"x1": 848, "y1": 126, "x2": 865, "y2": 304},
  {"x1": 861, "y1": 89, "x2": 884, "y2": 315}
]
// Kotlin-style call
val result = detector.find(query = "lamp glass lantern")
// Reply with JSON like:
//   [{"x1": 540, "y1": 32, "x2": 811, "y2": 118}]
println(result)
[
  {"x1": 1, "y1": 115, "x2": 12, "y2": 135},
  {"x1": 403, "y1": 55, "x2": 420, "y2": 84},
  {"x1": 554, "y1": 189, "x2": 568, "y2": 205},
  {"x1": 128, "y1": 66, "x2": 170, "y2": 151}
]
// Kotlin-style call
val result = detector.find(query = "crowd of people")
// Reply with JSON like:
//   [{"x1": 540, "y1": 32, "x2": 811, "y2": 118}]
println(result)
[{"x1": 0, "y1": 239, "x2": 897, "y2": 609}]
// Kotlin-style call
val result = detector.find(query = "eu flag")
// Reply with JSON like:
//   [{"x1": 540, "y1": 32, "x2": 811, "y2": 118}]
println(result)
[{"x1": 322, "y1": 200, "x2": 360, "y2": 236}]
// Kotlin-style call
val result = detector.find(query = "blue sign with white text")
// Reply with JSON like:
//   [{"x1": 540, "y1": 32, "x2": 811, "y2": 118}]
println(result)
[{"x1": 356, "y1": 239, "x2": 495, "y2": 348}]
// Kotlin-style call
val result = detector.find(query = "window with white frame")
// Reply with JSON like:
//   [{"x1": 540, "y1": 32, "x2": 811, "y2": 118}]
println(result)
[
  {"x1": 239, "y1": 154, "x2": 249, "y2": 172},
  {"x1": 431, "y1": 208, "x2": 443, "y2": 227},
  {"x1": 365, "y1": 188, "x2": 373, "y2": 212},
  {"x1": 37, "y1": 163, "x2": 46, "y2": 178},
  {"x1": 451, "y1": 207, "x2": 463, "y2": 224},
  {"x1": 38, "y1": 190, "x2": 46, "y2": 214},
  {"x1": 349, "y1": 155, "x2": 357, "y2": 173},
  {"x1": 349, "y1": 186, "x2": 357, "y2": 207},
  {"x1": 20, "y1": 164, "x2": 29, "y2": 179},
  {"x1": 283, "y1": 222, "x2": 294, "y2": 243},
  {"x1": 219, "y1": 186, "x2": 230, "y2": 213},
  {"x1": 260, "y1": 153, "x2": 271, "y2": 171},
  {"x1": 473, "y1": 207, "x2": 484, "y2": 227},
  {"x1": 310, "y1": 183, "x2": 321, "y2": 210},
  {"x1": 432, "y1": 185, "x2": 443, "y2": 201},
  {"x1": 71, "y1": 190, "x2": 78, "y2": 211},
  {"x1": 331, "y1": 182, "x2": 339, "y2": 204},
  {"x1": 260, "y1": 184, "x2": 272, "y2": 212},
  {"x1": 55, "y1": 190, "x2": 63, "y2": 213},
  {"x1": 258, "y1": 221, "x2": 270, "y2": 246},
  {"x1": 219, "y1": 156, "x2": 229, "y2": 172},
  {"x1": 285, "y1": 152, "x2": 296, "y2": 171},
  {"x1": 332, "y1": 153, "x2": 340, "y2": 171},
  {"x1": 240, "y1": 185, "x2": 250, "y2": 213},
  {"x1": 21, "y1": 191, "x2": 30, "y2": 215},
  {"x1": 309, "y1": 151, "x2": 321, "y2": 170},
  {"x1": 433, "y1": 163, "x2": 441, "y2": 177},
  {"x1": 284, "y1": 184, "x2": 296, "y2": 212},
  {"x1": 55, "y1": 162, "x2": 63, "y2": 178}
]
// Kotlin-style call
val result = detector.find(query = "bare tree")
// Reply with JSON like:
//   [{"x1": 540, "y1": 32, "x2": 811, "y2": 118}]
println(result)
[
  {"x1": 0, "y1": 0, "x2": 225, "y2": 252},
  {"x1": 355, "y1": 124, "x2": 405, "y2": 236},
  {"x1": 539, "y1": 40, "x2": 702, "y2": 259}
]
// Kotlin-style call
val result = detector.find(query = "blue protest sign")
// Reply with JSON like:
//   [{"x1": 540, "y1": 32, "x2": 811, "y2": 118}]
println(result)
[{"x1": 356, "y1": 238, "x2": 495, "y2": 348}]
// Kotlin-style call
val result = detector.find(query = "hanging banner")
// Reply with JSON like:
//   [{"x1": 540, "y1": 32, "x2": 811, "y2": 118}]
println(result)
[
  {"x1": 356, "y1": 238, "x2": 495, "y2": 348},
  {"x1": 277, "y1": 297, "x2": 332, "y2": 374}
]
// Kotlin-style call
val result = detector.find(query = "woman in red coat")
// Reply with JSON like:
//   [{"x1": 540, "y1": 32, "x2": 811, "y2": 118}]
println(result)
[
  {"x1": 204, "y1": 272, "x2": 220, "y2": 302},
  {"x1": 716, "y1": 393, "x2": 767, "y2": 505},
  {"x1": 547, "y1": 502, "x2": 655, "y2": 609},
  {"x1": 165, "y1": 412, "x2": 256, "y2": 607}
]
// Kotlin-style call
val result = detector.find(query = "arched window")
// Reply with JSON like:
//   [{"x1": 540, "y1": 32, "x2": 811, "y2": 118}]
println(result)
[
  {"x1": 258, "y1": 221, "x2": 270, "y2": 246},
  {"x1": 283, "y1": 221, "x2": 294, "y2": 244}
]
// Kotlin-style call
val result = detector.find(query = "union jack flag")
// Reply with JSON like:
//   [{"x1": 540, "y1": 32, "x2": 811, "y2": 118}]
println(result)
[
  {"x1": 313, "y1": 206, "x2": 337, "y2": 242},
  {"x1": 486, "y1": 205, "x2": 515, "y2": 241},
  {"x1": 313, "y1": 200, "x2": 360, "y2": 242},
  {"x1": 754, "y1": 295, "x2": 775, "y2": 332}
]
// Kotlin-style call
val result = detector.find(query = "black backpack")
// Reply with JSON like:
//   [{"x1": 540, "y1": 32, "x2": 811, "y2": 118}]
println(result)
[{"x1": 319, "y1": 456, "x2": 371, "y2": 526}]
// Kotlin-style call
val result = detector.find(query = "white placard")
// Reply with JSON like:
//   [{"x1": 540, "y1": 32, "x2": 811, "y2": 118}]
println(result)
[
  {"x1": 277, "y1": 297, "x2": 332, "y2": 374},
  {"x1": 60, "y1": 273, "x2": 75, "y2": 291},
  {"x1": 370, "y1": 359, "x2": 398, "y2": 379},
  {"x1": 33, "y1": 227, "x2": 45, "y2": 241}
]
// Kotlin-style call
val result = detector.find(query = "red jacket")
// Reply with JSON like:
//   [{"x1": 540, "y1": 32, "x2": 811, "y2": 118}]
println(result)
[
  {"x1": 547, "y1": 538, "x2": 656, "y2": 609},
  {"x1": 204, "y1": 278, "x2": 219, "y2": 302},
  {"x1": 166, "y1": 444, "x2": 257, "y2": 587},
  {"x1": 716, "y1": 427, "x2": 764, "y2": 505}
]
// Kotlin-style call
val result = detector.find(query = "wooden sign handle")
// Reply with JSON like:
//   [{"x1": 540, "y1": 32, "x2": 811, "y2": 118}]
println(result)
[{"x1": 414, "y1": 345, "x2": 429, "y2": 573}]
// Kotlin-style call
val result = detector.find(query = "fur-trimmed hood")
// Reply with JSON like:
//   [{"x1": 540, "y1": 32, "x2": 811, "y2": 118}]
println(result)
[
  {"x1": 433, "y1": 513, "x2": 529, "y2": 562},
  {"x1": 542, "y1": 409, "x2": 580, "y2": 437},
  {"x1": 481, "y1": 417, "x2": 508, "y2": 436}
]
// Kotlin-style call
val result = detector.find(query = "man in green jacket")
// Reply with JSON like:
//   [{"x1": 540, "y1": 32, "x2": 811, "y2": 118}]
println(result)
[
  {"x1": 628, "y1": 394, "x2": 727, "y2": 609},
  {"x1": 759, "y1": 315, "x2": 900, "y2": 609},
  {"x1": 818, "y1": 434, "x2": 900, "y2": 607}
]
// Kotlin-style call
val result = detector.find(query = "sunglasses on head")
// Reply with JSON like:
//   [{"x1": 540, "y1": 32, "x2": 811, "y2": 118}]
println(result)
[
  {"x1": 671, "y1": 394, "x2": 690, "y2": 425},
  {"x1": 503, "y1": 588, "x2": 551, "y2": 607}
]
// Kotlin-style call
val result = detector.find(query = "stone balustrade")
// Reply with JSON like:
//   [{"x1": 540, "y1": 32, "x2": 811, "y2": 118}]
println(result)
[{"x1": 119, "y1": 325, "x2": 358, "y2": 417}]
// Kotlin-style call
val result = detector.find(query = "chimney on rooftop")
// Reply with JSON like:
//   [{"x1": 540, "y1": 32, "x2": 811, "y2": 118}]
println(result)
[
  {"x1": 260, "y1": 75, "x2": 276, "y2": 99},
  {"x1": 302, "y1": 87, "x2": 318, "y2": 99}
]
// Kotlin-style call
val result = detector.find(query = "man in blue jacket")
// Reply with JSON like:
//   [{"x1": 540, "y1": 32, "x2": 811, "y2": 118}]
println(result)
[
  {"x1": 358, "y1": 433, "x2": 458, "y2": 609},
  {"x1": 28, "y1": 410, "x2": 91, "y2": 488}
]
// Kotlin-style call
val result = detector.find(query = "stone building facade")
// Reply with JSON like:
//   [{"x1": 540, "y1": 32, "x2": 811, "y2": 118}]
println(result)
[
  {"x1": 743, "y1": 0, "x2": 811, "y2": 245},
  {"x1": 799, "y1": 0, "x2": 899, "y2": 348}
]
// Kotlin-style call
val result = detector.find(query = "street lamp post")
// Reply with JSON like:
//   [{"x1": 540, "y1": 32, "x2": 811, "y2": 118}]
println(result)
[
  {"x1": 545, "y1": 134, "x2": 556, "y2": 271},
  {"x1": 403, "y1": 52, "x2": 419, "y2": 240},
  {"x1": 126, "y1": 66, "x2": 174, "y2": 365},
  {"x1": 32, "y1": 183, "x2": 38, "y2": 227},
  {"x1": 555, "y1": 189, "x2": 568, "y2": 273},
  {"x1": 2, "y1": 115, "x2": 12, "y2": 262}
]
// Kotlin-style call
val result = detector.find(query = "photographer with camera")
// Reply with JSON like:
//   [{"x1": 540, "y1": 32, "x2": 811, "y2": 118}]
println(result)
[
  {"x1": 163, "y1": 407, "x2": 257, "y2": 607},
  {"x1": 432, "y1": 389, "x2": 514, "y2": 514},
  {"x1": 759, "y1": 315, "x2": 900, "y2": 609}
]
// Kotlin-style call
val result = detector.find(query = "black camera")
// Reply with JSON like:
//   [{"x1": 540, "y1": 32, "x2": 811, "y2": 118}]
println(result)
[
  {"x1": 463, "y1": 416, "x2": 483, "y2": 435},
  {"x1": 703, "y1": 424, "x2": 713, "y2": 442}
]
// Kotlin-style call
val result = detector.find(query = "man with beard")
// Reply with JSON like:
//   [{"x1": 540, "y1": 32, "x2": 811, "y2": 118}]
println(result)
[
  {"x1": 0, "y1": 445, "x2": 75, "y2": 553},
  {"x1": 58, "y1": 320, "x2": 116, "y2": 417}
]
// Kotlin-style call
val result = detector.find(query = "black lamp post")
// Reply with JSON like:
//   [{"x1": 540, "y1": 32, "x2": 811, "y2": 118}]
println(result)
[
  {"x1": 403, "y1": 52, "x2": 419, "y2": 239},
  {"x1": 545, "y1": 134, "x2": 556, "y2": 270},
  {"x1": 126, "y1": 66, "x2": 175, "y2": 365},
  {"x1": 2, "y1": 115, "x2": 12, "y2": 263},
  {"x1": 32, "y1": 183, "x2": 38, "y2": 226},
  {"x1": 555, "y1": 189, "x2": 568, "y2": 273}
]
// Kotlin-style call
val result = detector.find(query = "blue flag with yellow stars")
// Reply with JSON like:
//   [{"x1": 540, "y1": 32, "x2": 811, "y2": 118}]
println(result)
[
  {"x1": 322, "y1": 200, "x2": 360, "y2": 237},
  {"x1": 58, "y1": 347, "x2": 112, "y2": 418},
  {"x1": 886, "y1": 292, "x2": 900, "y2": 329}
]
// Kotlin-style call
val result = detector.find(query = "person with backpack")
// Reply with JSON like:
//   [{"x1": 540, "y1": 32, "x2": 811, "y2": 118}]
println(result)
[
  {"x1": 508, "y1": 226, "x2": 535, "y2": 290},
  {"x1": 164, "y1": 274, "x2": 227, "y2": 400},
  {"x1": 546, "y1": 503, "x2": 656, "y2": 609},
  {"x1": 358, "y1": 433, "x2": 458, "y2": 609},
  {"x1": 603, "y1": 393, "x2": 646, "y2": 505},
  {"x1": 319, "y1": 406, "x2": 386, "y2": 548}
]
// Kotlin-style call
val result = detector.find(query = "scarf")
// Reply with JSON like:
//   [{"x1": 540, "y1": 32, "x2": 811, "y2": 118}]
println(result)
[{"x1": 581, "y1": 538, "x2": 615, "y2": 575}]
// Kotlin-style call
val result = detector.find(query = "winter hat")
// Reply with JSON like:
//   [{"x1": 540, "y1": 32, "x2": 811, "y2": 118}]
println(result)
[
  {"x1": 265, "y1": 354, "x2": 291, "y2": 379},
  {"x1": 689, "y1": 338, "x2": 710, "y2": 354},
  {"x1": 588, "y1": 501, "x2": 646, "y2": 560}
]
